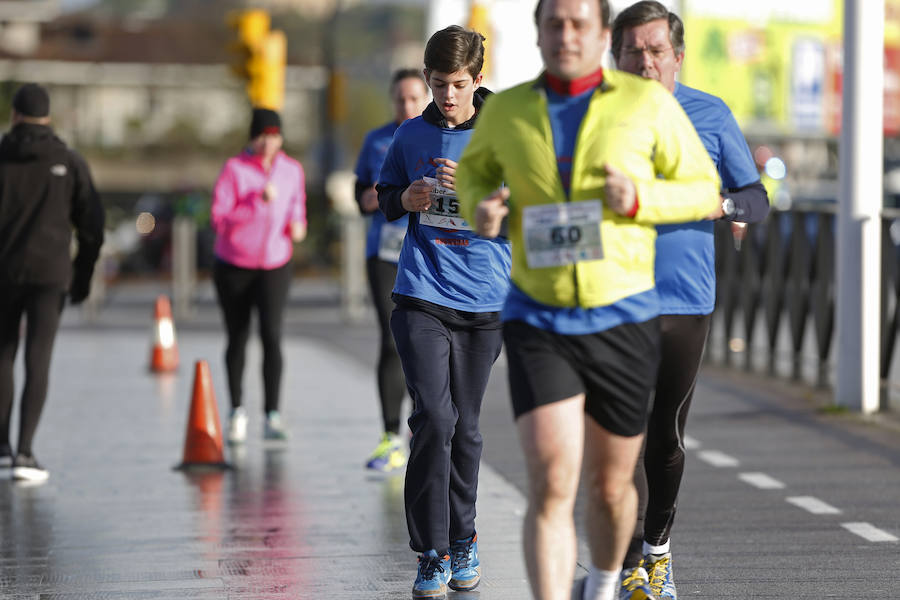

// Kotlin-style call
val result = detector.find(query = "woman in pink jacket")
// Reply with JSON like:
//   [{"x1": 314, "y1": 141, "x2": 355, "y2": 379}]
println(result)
[{"x1": 211, "y1": 108, "x2": 306, "y2": 443}]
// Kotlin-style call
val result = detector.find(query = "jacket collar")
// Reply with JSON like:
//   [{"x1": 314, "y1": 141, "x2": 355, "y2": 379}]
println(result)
[
  {"x1": 533, "y1": 69, "x2": 612, "y2": 95},
  {"x1": 9, "y1": 122, "x2": 54, "y2": 137}
]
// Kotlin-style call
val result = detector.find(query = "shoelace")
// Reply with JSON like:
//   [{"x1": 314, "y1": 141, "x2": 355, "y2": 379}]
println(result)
[
  {"x1": 622, "y1": 568, "x2": 650, "y2": 592},
  {"x1": 451, "y1": 542, "x2": 472, "y2": 569},
  {"x1": 419, "y1": 555, "x2": 448, "y2": 580},
  {"x1": 647, "y1": 557, "x2": 671, "y2": 591}
]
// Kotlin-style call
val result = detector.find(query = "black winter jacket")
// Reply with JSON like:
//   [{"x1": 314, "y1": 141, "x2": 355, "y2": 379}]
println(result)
[{"x1": 0, "y1": 122, "x2": 104, "y2": 290}]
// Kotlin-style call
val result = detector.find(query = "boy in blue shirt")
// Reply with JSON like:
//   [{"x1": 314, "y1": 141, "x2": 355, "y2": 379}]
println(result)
[
  {"x1": 354, "y1": 69, "x2": 429, "y2": 473},
  {"x1": 376, "y1": 24, "x2": 511, "y2": 598}
]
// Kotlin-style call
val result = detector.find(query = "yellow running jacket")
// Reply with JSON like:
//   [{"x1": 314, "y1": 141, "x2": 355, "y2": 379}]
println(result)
[{"x1": 457, "y1": 70, "x2": 720, "y2": 310}]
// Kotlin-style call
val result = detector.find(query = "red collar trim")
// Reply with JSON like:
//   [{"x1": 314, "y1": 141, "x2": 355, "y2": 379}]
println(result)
[{"x1": 545, "y1": 68, "x2": 604, "y2": 97}]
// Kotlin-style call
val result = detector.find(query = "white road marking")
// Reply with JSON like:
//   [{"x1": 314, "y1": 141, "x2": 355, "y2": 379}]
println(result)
[
  {"x1": 738, "y1": 472, "x2": 786, "y2": 489},
  {"x1": 786, "y1": 496, "x2": 842, "y2": 515},
  {"x1": 682, "y1": 435, "x2": 701, "y2": 449},
  {"x1": 697, "y1": 450, "x2": 740, "y2": 467},
  {"x1": 841, "y1": 522, "x2": 899, "y2": 543}
]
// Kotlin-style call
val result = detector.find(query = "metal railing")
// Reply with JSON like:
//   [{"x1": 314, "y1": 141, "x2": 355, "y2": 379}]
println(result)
[{"x1": 710, "y1": 206, "x2": 900, "y2": 408}]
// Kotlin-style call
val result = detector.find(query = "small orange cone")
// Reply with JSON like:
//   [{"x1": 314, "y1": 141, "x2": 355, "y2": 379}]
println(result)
[
  {"x1": 150, "y1": 295, "x2": 179, "y2": 373},
  {"x1": 175, "y1": 360, "x2": 230, "y2": 470}
]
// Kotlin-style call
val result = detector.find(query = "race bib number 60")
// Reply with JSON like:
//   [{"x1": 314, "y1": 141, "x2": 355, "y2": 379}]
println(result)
[{"x1": 523, "y1": 200, "x2": 604, "y2": 268}]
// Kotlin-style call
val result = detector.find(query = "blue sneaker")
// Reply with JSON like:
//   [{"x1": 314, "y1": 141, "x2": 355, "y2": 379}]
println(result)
[
  {"x1": 412, "y1": 550, "x2": 451, "y2": 598},
  {"x1": 449, "y1": 533, "x2": 480, "y2": 591}
]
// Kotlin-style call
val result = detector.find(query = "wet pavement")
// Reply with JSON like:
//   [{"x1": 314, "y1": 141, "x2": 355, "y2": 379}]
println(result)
[
  {"x1": 0, "y1": 292, "x2": 532, "y2": 599},
  {"x1": 4, "y1": 278, "x2": 900, "y2": 598}
]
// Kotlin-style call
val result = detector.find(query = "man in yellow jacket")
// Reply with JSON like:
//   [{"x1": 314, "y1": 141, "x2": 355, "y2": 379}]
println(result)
[{"x1": 455, "y1": 1, "x2": 720, "y2": 599}]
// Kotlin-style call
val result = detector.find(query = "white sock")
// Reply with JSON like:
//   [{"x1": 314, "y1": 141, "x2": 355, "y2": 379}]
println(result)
[
  {"x1": 583, "y1": 566, "x2": 620, "y2": 600},
  {"x1": 642, "y1": 539, "x2": 670, "y2": 557}
]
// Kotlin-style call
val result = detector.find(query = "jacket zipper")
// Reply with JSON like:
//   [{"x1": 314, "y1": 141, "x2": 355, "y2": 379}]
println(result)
[
  {"x1": 259, "y1": 191, "x2": 272, "y2": 269},
  {"x1": 259, "y1": 159, "x2": 274, "y2": 268},
  {"x1": 540, "y1": 83, "x2": 582, "y2": 308}
]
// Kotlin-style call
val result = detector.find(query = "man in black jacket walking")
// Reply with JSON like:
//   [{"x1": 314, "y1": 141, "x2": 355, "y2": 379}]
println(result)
[{"x1": 0, "y1": 83, "x2": 105, "y2": 482}]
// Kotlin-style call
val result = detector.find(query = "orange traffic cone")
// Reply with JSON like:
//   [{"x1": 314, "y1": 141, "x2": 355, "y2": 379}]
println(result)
[
  {"x1": 176, "y1": 360, "x2": 230, "y2": 470},
  {"x1": 149, "y1": 295, "x2": 178, "y2": 373}
]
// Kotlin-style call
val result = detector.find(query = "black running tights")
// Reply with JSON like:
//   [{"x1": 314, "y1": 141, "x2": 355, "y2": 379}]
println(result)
[
  {"x1": 213, "y1": 260, "x2": 292, "y2": 414},
  {"x1": 625, "y1": 313, "x2": 711, "y2": 568},
  {"x1": 0, "y1": 285, "x2": 65, "y2": 457},
  {"x1": 366, "y1": 257, "x2": 406, "y2": 434}
]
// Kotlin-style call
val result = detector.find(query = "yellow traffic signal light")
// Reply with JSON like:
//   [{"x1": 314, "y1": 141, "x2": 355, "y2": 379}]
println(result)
[
  {"x1": 248, "y1": 29, "x2": 286, "y2": 111},
  {"x1": 226, "y1": 10, "x2": 286, "y2": 111},
  {"x1": 227, "y1": 9, "x2": 268, "y2": 79},
  {"x1": 467, "y1": 1, "x2": 491, "y2": 80}
]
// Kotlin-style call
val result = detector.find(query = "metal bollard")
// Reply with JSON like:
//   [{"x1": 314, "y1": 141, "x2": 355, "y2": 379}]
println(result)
[
  {"x1": 340, "y1": 213, "x2": 367, "y2": 323},
  {"x1": 327, "y1": 169, "x2": 368, "y2": 324},
  {"x1": 172, "y1": 216, "x2": 197, "y2": 319}
]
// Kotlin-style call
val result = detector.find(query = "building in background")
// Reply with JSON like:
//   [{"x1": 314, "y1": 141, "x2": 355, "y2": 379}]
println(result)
[
  {"x1": 0, "y1": 0, "x2": 60, "y2": 55},
  {"x1": 0, "y1": 10, "x2": 326, "y2": 192}
]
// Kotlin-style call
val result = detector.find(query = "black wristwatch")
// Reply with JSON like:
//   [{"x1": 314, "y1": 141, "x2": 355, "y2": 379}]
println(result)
[{"x1": 721, "y1": 197, "x2": 735, "y2": 218}]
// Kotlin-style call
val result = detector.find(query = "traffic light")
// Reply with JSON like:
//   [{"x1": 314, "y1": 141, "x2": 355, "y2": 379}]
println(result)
[
  {"x1": 467, "y1": 1, "x2": 491, "y2": 81},
  {"x1": 227, "y1": 9, "x2": 286, "y2": 111}
]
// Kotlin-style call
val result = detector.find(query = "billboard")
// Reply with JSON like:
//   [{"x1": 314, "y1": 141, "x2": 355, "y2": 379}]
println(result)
[{"x1": 679, "y1": 0, "x2": 900, "y2": 136}]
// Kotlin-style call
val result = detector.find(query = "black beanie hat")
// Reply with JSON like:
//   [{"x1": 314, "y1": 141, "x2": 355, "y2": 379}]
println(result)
[
  {"x1": 249, "y1": 108, "x2": 281, "y2": 139},
  {"x1": 13, "y1": 83, "x2": 50, "y2": 118}
]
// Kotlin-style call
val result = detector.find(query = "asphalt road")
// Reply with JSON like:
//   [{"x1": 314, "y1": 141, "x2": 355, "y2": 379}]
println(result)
[{"x1": 56, "y1": 280, "x2": 900, "y2": 597}]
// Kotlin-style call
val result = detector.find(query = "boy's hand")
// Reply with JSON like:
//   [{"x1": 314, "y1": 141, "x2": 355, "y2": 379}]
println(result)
[
  {"x1": 401, "y1": 179, "x2": 434, "y2": 212},
  {"x1": 434, "y1": 158, "x2": 457, "y2": 191}
]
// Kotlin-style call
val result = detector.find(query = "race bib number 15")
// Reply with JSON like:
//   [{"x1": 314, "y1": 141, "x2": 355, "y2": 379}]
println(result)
[
  {"x1": 418, "y1": 176, "x2": 472, "y2": 231},
  {"x1": 523, "y1": 200, "x2": 604, "y2": 268}
]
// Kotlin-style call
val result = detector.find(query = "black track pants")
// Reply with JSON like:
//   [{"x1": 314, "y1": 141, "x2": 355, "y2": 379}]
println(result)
[{"x1": 391, "y1": 306, "x2": 502, "y2": 553}]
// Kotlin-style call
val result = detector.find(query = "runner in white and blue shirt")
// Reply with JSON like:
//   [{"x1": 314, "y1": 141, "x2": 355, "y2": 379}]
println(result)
[
  {"x1": 353, "y1": 69, "x2": 429, "y2": 474},
  {"x1": 357, "y1": 121, "x2": 409, "y2": 264}
]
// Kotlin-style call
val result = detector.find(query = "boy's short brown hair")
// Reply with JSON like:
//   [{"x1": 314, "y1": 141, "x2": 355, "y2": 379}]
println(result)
[{"x1": 424, "y1": 25, "x2": 485, "y2": 80}]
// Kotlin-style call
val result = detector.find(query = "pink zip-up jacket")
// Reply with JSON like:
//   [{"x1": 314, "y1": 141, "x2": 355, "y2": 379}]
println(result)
[{"x1": 211, "y1": 150, "x2": 306, "y2": 270}]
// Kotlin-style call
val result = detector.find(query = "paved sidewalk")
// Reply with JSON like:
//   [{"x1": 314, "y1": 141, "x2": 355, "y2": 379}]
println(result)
[{"x1": 0, "y1": 324, "x2": 533, "y2": 598}]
